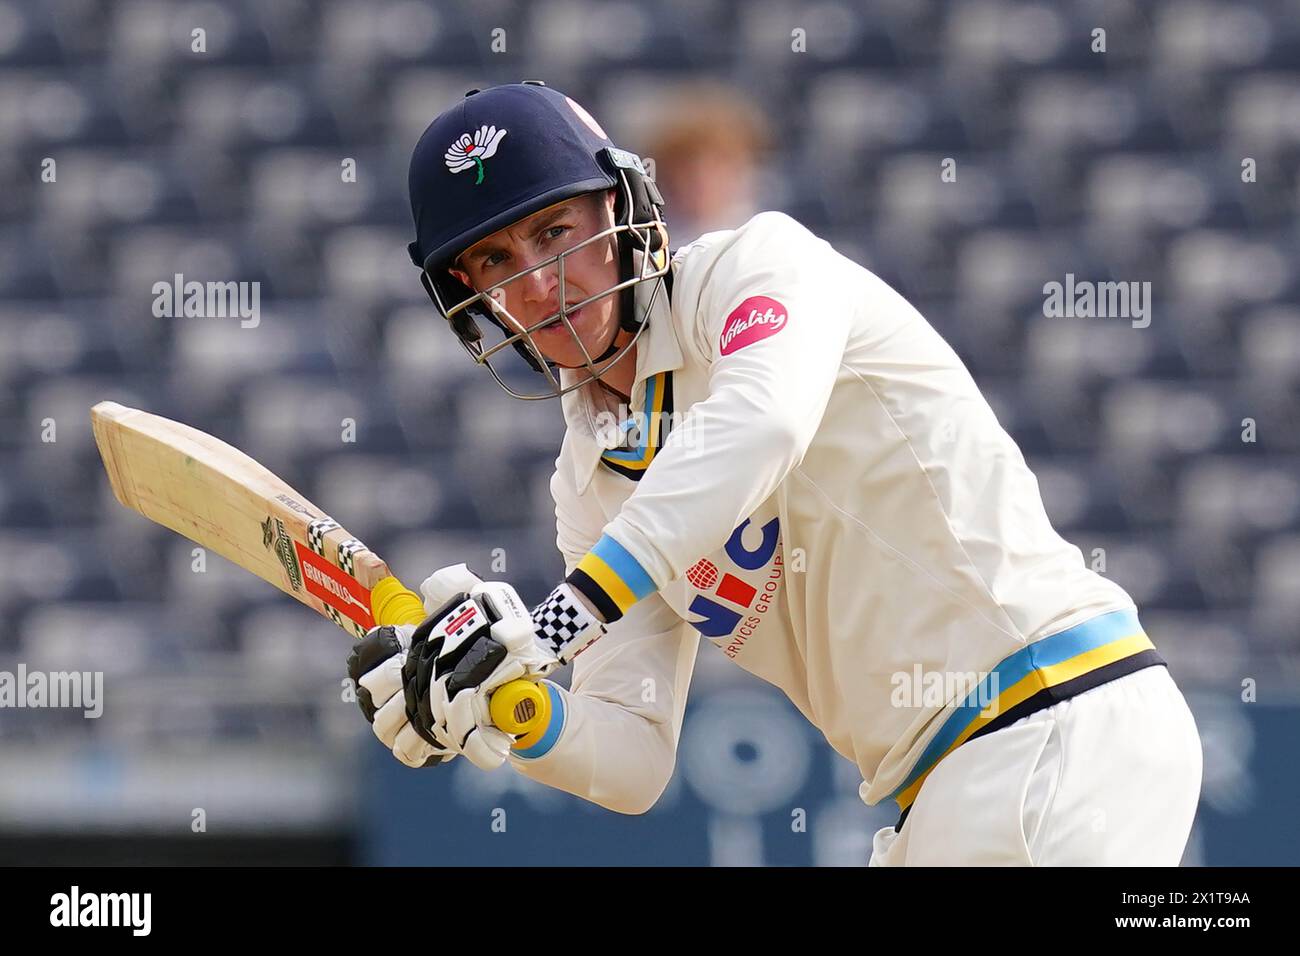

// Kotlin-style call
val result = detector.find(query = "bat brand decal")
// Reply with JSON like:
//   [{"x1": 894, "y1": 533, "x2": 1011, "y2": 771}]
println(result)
[
  {"x1": 719, "y1": 296, "x2": 788, "y2": 355},
  {"x1": 274, "y1": 493, "x2": 319, "y2": 519},
  {"x1": 263, "y1": 516, "x2": 303, "y2": 592},
  {"x1": 294, "y1": 543, "x2": 375, "y2": 630},
  {"x1": 686, "y1": 516, "x2": 782, "y2": 653}
]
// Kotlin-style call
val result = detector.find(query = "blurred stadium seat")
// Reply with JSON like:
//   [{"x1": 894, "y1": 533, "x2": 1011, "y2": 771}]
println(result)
[{"x1": 2, "y1": 0, "x2": 1296, "y2": 865}]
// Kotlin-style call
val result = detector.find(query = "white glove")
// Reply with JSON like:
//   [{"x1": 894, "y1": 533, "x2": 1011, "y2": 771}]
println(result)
[
  {"x1": 347, "y1": 623, "x2": 459, "y2": 769},
  {"x1": 414, "y1": 564, "x2": 563, "y2": 771}
]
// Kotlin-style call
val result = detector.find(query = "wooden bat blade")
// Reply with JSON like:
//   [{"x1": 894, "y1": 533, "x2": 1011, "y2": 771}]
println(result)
[
  {"x1": 90, "y1": 401, "x2": 402, "y2": 636},
  {"x1": 90, "y1": 402, "x2": 548, "y2": 738}
]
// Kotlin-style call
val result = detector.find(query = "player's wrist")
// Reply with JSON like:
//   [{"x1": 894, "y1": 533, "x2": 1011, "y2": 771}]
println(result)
[
  {"x1": 568, "y1": 586, "x2": 605, "y2": 622},
  {"x1": 531, "y1": 582, "x2": 607, "y2": 662}
]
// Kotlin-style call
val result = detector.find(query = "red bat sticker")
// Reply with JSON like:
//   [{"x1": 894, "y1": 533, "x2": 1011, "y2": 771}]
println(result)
[{"x1": 294, "y1": 542, "x2": 376, "y2": 630}]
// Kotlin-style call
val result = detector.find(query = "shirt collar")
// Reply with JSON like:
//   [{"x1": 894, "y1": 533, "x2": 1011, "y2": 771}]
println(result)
[{"x1": 561, "y1": 258, "x2": 682, "y2": 495}]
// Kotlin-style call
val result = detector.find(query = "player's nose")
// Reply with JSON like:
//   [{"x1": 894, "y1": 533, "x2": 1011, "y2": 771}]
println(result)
[{"x1": 517, "y1": 258, "x2": 559, "y2": 306}]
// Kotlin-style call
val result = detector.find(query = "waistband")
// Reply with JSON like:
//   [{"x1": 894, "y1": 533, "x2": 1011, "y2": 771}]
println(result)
[{"x1": 889, "y1": 607, "x2": 1164, "y2": 833}]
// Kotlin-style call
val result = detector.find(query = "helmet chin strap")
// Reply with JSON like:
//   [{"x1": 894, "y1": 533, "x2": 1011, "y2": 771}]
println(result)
[
  {"x1": 551, "y1": 323, "x2": 631, "y2": 371},
  {"x1": 593, "y1": 330, "x2": 626, "y2": 364},
  {"x1": 547, "y1": 326, "x2": 634, "y2": 402}
]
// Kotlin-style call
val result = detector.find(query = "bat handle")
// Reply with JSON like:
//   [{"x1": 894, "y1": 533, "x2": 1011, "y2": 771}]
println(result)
[{"x1": 370, "y1": 577, "x2": 550, "y2": 744}]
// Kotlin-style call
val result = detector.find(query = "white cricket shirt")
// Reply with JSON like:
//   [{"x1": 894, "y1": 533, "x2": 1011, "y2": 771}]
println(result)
[{"x1": 509, "y1": 212, "x2": 1157, "y2": 816}]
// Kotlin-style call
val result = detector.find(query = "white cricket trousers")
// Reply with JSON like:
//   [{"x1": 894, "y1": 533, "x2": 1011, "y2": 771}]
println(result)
[{"x1": 869, "y1": 664, "x2": 1203, "y2": 866}]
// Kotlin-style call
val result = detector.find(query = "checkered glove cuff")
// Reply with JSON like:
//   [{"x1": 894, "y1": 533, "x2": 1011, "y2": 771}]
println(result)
[{"x1": 531, "y1": 582, "x2": 607, "y2": 663}]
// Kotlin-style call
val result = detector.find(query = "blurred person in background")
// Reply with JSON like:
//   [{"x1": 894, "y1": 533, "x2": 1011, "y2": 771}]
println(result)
[
  {"x1": 642, "y1": 83, "x2": 771, "y2": 240},
  {"x1": 345, "y1": 81, "x2": 1202, "y2": 866}
]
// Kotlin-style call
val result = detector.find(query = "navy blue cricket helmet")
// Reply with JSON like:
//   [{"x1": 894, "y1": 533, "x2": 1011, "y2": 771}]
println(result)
[{"x1": 407, "y1": 80, "x2": 670, "y2": 400}]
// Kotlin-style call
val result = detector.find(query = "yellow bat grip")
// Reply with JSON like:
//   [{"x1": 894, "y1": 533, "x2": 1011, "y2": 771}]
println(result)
[{"x1": 369, "y1": 576, "x2": 549, "y2": 745}]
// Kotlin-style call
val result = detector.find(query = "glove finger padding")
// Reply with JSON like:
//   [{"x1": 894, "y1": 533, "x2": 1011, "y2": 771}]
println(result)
[
  {"x1": 442, "y1": 685, "x2": 513, "y2": 771},
  {"x1": 372, "y1": 690, "x2": 413, "y2": 749},
  {"x1": 403, "y1": 634, "x2": 444, "y2": 749},
  {"x1": 476, "y1": 648, "x2": 532, "y2": 697},
  {"x1": 346, "y1": 625, "x2": 405, "y2": 722},
  {"x1": 398, "y1": 598, "x2": 454, "y2": 740},
  {"x1": 404, "y1": 636, "x2": 448, "y2": 749},
  {"x1": 393, "y1": 722, "x2": 452, "y2": 769},
  {"x1": 420, "y1": 563, "x2": 485, "y2": 611},
  {"x1": 411, "y1": 592, "x2": 506, "y2": 690},
  {"x1": 461, "y1": 725, "x2": 514, "y2": 772},
  {"x1": 347, "y1": 622, "x2": 456, "y2": 769},
  {"x1": 444, "y1": 633, "x2": 508, "y2": 698},
  {"x1": 400, "y1": 594, "x2": 495, "y2": 748},
  {"x1": 444, "y1": 681, "x2": 489, "y2": 747},
  {"x1": 373, "y1": 681, "x2": 457, "y2": 766},
  {"x1": 405, "y1": 629, "x2": 507, "y2": 745}
]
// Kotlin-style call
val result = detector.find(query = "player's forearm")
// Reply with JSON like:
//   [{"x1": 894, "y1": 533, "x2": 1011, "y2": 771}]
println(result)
[{"x1": 508, "y1": 681, "x2": 677, "y2": 815}]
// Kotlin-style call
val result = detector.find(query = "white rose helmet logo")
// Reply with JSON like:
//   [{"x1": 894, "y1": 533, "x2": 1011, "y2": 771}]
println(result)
[{"x1": 445, "y1": 125, "x2": 508, "y2": 185}]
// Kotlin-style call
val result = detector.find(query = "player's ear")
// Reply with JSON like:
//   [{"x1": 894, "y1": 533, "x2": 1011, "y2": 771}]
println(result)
[{"x1": 448, "y1": 266, "x2": 473, "y2": 288}]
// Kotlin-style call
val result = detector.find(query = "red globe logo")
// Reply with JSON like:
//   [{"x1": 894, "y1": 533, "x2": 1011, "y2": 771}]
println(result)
[{"x1": 687, "y1": 559, "x2": 719, "y2": 590}]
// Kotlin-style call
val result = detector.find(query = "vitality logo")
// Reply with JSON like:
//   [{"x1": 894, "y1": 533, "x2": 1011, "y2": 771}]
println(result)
[{"x1": 719, "y1": 296, "x2": 789, "y2": 355}]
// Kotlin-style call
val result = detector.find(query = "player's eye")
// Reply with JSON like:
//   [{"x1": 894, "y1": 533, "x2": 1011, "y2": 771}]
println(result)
[{"x1": 480, "y1": 225, "x2": 569, "y2": 272}]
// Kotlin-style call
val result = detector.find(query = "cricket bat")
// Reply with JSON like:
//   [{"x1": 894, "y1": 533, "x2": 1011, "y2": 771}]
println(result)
[{"x1": 90, "y1": 401, "x2": 546, "y2": 740}]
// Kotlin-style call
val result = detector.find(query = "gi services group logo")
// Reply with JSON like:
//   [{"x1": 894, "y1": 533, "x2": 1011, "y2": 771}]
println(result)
[
  {"x1": 685, "y1": 516, "x2": 783, "y2": 658},
  {"x1": 719, "y1": 295, "x2": 788, "y2": 355}
]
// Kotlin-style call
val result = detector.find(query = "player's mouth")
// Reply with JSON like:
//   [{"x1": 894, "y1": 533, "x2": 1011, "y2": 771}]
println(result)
[{"x1": 534, "y1": 304, "x2": 587, "y2": 338}]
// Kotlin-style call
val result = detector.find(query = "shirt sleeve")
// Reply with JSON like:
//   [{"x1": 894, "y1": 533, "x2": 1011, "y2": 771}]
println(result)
[
  {"x1": 507, "y1": 462, "x2": 701, "y2": 815},
  {"x1": 567, "y1": 212, "x2": 852, "y2": 621},
  {"x1": 508, "y1": 594, "x2": 698, "y2": 814}
]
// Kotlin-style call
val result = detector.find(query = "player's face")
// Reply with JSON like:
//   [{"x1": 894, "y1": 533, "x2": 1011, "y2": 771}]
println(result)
[{"x1": 450, "y1": 191, "x2": 622, "y2": 369}]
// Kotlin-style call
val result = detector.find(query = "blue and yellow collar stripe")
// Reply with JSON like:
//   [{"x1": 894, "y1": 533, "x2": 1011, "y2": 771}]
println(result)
[
  {"x1": 567, "y1": 534, "x2": 657, "y2": 624},
  {"x1": 600, "y1": 371, "x2": 673, "y2": 481},
  {"x1": 889, "y1": 608, "x2": 1164, "y2": 812}
]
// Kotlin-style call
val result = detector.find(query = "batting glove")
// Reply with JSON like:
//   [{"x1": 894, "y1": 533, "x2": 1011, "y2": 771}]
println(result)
[
  {"x1": 346, "y1": 623, "x2": 458, "y2": 769},
  {"x1": 404, "y1": 564, "x2": 569, "y2": 771}
]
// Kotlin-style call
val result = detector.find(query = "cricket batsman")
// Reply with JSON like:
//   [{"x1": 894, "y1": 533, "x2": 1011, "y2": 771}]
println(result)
[{"x1": 346, "y1": 81, "x2": 1203, "y2": 865}]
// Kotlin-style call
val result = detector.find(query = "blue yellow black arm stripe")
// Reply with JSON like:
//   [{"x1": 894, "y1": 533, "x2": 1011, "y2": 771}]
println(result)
[{"x1": 566, "y1": 534, "x2": 658, "y2": 623}]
